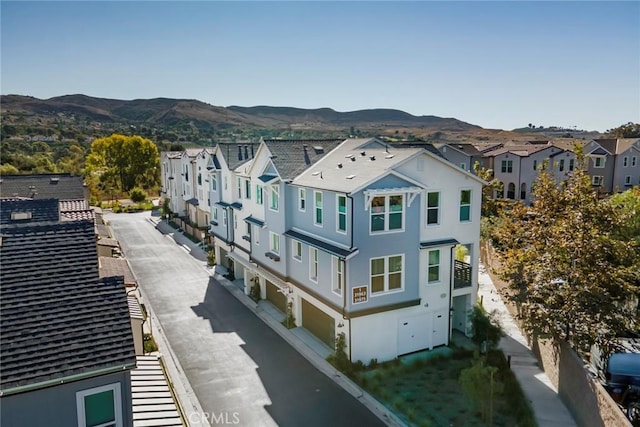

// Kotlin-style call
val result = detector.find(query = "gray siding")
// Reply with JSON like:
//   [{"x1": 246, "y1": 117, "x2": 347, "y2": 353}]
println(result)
[
  {"x1": 1, "y1": 371, "x2": 132, "y2": 427},
  {"x1": 613, "y1": 147, "x2": 640, "y2": 191}
]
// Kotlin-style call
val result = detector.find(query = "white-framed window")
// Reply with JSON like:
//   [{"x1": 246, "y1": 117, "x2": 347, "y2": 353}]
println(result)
[
  {"x1": 244, "y1": 179, "x2": 251, "y2": 200},
  {"x1": 559, "y1": 159, "x2": 565, "y2": 172},
  {"x1": 632, "y1": 156, "x2": 638, "y2": 167},
  {"x1": 593, "y1": 156, "x2": 605, "y2": 168},
  {"x1": 245, "y1": 221, "x2": 251, "y2": 236},
  {"x1": 309, "y1": 247, "x2": 318, "y2": 282},
  {"x1": 237, "y1": 177, "x2": 242, "y2": 198},
  {"x1": 533, "y1": 160, "x2": 538, "y2": 171},
  {"x1": 624, "y1": 156, "x2": 629, "y2": 167},
  {"x1": 269, "y1": 232, "x2": 279, "y2": 254},
  {"x1": 370, "y1": 254, "x2": 403, "y2": 294},
  {"x1": 337, "y1": 195, "x2": 347, "y2": 233},
  {"x1": 254, "y1": 225, "x2": 260, "y2": 245},
  {"x1": 333, "y1": 256, "x2": 343, "y2": 295},
  {"x1": 213, "y1": 208, "x2": 218, "y2": 222},
  {"x1": 428, "y1": 249, "x2": 440, "y2": 284},
  {"x1": 298, "y1": 188, "x2": 306, "y2": 212},
  {"x1": 370, "y1": 194, "x2": 403, "y2": 233},
  {"x1": 427, "y1": 191, "x2": 440, "y2": 225},
  {"x1": 625, "y1": 175, "x2": 632, "y2": 185},
  {"x1": 501, "y1": 160, "x2": 513, "y2": 173},
  {"x1": 314, "y1": 191, "x2": 323, "y2": 226},
  {"x1": 76, "y1": 383, "x2": 122, "y2": 427},
  {"x1": 256, "y1": 185, "x2": 263, "y2": 205},
  {"x1": 211, "y1": 174, "x2": 217, "y2": 191},
  {"x1": 222, "y1": 209, "x2": 227, "y2": 226},
  {"x1": 292, "y1": 240, "x2": 302, "y2": 261},
  {"x1": 460, "y1": 162, "x2": 466, "y2": 170},
  {"x1": 459, "y1": 189, "x2": 471, "y2": 222},
  {"x1": 569, "y1": 159, "x2": 575, "y2": 171},
  {"x1": 592, "y1": 175, "x2": 603, "y2": 186},
  {"x1": 270, "y1": 185, "x2": 279, "y2": 211}
]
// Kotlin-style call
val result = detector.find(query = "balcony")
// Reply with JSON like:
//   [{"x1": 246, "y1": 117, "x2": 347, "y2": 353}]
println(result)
[{"x1": 454, "y1": 260, "x2": 472, "y2": 289}]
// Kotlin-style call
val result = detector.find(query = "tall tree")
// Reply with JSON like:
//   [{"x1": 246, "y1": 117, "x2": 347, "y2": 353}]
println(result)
[
  {"x1": 492, "y1": 150, "x2": 639, "y2": 352},
  {"x1": 607, "y1": 122, "x2": 640, "y2": 138},
  {"x1": 85, "y1": 134, "x2": 160, "y2": 193}
]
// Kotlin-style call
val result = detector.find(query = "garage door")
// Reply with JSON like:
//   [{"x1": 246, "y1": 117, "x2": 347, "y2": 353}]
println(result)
[
  {"x1": 302, "y1": 299, "x2": 335, "y2": 349},
  {"x1": 398, "y1": 314, "x2": 430, "y2": 356},
  {"x1": 266, "y1": 281, "x2": 287, "y2": 313}
]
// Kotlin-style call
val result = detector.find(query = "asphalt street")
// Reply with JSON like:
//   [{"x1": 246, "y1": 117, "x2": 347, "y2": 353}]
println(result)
[{"x1": 107, "y1": 212, "x2": 385, "y2": 427}]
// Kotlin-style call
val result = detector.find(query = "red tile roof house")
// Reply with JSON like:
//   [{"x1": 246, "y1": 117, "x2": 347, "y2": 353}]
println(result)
[{"x1": 0, "y1": 205, "x2": 136, "y2": 426}]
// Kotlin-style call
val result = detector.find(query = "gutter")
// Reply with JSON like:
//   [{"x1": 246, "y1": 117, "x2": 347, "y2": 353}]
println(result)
[{"x1": 1, "y1": 363, "x2": 136, "y2": 397}]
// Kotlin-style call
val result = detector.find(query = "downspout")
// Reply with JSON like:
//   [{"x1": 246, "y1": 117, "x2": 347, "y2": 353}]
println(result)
[
  {"x1": 448, "y1": 245, "x2": 455, "y2": 344},
  {"x1": 346, "y1": 194, "x2": 355, "y2": 361}
]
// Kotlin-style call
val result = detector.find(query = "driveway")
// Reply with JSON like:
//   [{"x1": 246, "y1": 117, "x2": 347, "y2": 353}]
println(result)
[{"x1": 107, "y1": 212, "x2": 385, "y2": 427}]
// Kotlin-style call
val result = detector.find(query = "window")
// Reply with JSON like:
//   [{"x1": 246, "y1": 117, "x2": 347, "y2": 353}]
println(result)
[
  {"x1": 370, "y1": 195, "x2": 403, "y2": 232},
  {"x1": 237, "y1": 177, "x2": 242, "y2": 198},
  {"x1": 559, "y1": 159, "x2": 565, "y2": 172},
  {"x1": 428, "y1": 250, "x2": 440, "y2": 283},
  {"x1": 234, "y1": 213, "x2": 237, "y2": 230},
  {"x1": 625, "y1": 175, "x2": 632, "y2": 185},
  {"x1": 427, "y1": 192, "x2": 439, "y2": 225},
  {"x1": 309, "y1": 247, "x2": 318, "y2": 282},
  {"x1": 501, "y1": 160, "x2": 513, "y2": 173},
  {"x1": 211, "y1": 174, "x2": 217, "y2": 190},
  {"x1": 314, "y1": 191, "x2": 323, "y2": 226},
  {"x1": 246, "y1": 222, "x2": 251, "y2": 236},
  {"x1": 624, "y1": 156, "x2": 629, "y2": 167},
  {"x1": 460, "y1": 162, "x2": 466, "y2": 170},
  {"x1": 213, "y1": 208, "x2": 218, "y2": 222},
  {"x1": 270, "y1": 232, "x2": 279, "y2": 254},
  {"x1": 270, "y1": 185, "x2": 279, "y2": 211},
  {"x1": 370, "y1": 255, "x2": 403, "y2": 294},
  {"x1": 632, "y1": 156, "x2": 637, "y2": 167},
  {"x1": 593, "y1": 157, "x2": 605, "y2": 168},
  {"x1": 533, "y1": 160, "x2": 538, "y2": 171},
  {"x1": 298, "y1": 188, "x2": 306, "y2": 211},
  {"x1": 256, "y1": 185, "x2": 263, "y2": 205},
  {"x1": 184, "y1": 166, "x2": 189, "y2": 182},
  {"x1": 333, "y1": 256, "x2": 343, "y2": 295},
  {"x1": 569, "y1": 159, "x2": 575, "y2": 171},
  {"x1": 292, "y1": 241, "x2": 302, "y2": 261},
  {"x1": 337, "y1": 195, "x2": 347, "y2": 232},
  {"x1": 224, "y1": 176, "x2": 228, "y2": 190},
  {"x1": 592, "y1": 175, "x2": 603, "y2": 186},
  {"x1": 254, "y1": 225, "x2": 260, "y2": 245},
  {"x1": 507, "y1": 183, "x2": 515, "y2": 200},
  {"x1": 244, "y1": 179, "x2": 251, "y2": 200},
  {"x1": 222, "y1": 209, "x2": 227, "y2": 226},
  {"x1": 76, "y1": 383, "x2": 122, "y2": 427},
  {"x1": 520, "y1": 183, "x2": 527, "y2": 200},
  {"x1": 459, "y1": 190, "x2": 471, "y2": 221},
  {"x1": 198, "y1": 173, "x2": 202, "y2": 185}
]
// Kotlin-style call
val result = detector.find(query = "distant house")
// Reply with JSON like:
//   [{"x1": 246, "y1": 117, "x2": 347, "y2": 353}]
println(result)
[
  {"x1": 583, "y1": 139, "x2": 617, "y2": 193},
  {"x1": 435, "y1": 143, "x2": 486, "y2": 173},
  {"x1": 612, "y1": 138, "x2": 640, "y2": 191},
  {"x1": 0, "y1": 214, "x2": 136, "y2": 426},
  {"x1": 160, "y1": 151, "x2": 185, "y2": 216},
  {"x1": 0, "y1": 173, "x2": 88, "y2": 201}
]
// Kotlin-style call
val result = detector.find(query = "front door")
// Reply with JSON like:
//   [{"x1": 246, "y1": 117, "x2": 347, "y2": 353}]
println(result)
[{"x1": 432, "y1": 310, "x2": 448, "y2": 348}]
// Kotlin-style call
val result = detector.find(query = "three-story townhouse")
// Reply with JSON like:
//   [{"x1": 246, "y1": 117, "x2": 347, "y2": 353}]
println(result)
[
  {"x1": 583, "y1": 139, "x2": 617, "y2": 193},
  {"x1": 612, "y1": 138, "x2": 640, "y2": 191},
  {"x1": 180, "y1": 148, "x2": 202, "y2": 222},
  {"x1": 160, "y1": 151, "x2": 185, "y2": 216}
]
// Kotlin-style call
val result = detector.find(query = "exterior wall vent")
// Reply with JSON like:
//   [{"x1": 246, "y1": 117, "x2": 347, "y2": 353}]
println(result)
[{"x1": 11, "y1": 212, "x2": 32, "y2": 220}]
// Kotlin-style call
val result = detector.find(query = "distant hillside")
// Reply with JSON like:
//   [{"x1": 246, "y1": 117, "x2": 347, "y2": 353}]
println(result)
[{"x1": 1, "y1": 94, "x2": 479, "y2": 132}]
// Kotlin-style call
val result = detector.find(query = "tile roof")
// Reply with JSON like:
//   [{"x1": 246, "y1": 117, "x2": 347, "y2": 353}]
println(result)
[
  {"x1": 60, "y1": 209, "x2": 96, "y2": 222},
  {"x1": 0, "y1": 220, "x2": 136, "y2": 393},
  {"x1": 262, "y1": 139, "x2": 344, "y2": 180},
  {"x1": 0, "y1": 174, "x2": 87, "y2": 201},
  {"x1": 292, "y1": 138, "x2": 422, "y2": 193},
  {"x1": 99, "y1": 256, "x2": 137, "y2": 286},
  {"x1": 59, "y1": 199, "x2": 89, "y2": 212},
  {"x1": 549, "y1": 139, "x2": 585, "y2": 152},
  {"x1": 217, "y1": 142, "x2": 259, "y2": 170},
  {"x1": 593, "y1": 138, "x2": 617, "y2": 154},
  {"x1": 0, "y1": 198, "x2": 60, "y2": 224},
  {"x1": 483, "y1": 144, "x2": 552, "y2": 157},
  {"x1": 615, "y1": 138, "x2": 640, "y2": 154}
]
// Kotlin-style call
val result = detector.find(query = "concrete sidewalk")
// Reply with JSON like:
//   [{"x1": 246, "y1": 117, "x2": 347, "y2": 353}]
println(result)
[{"x1": 478, "y1": 263, "x2": 577, "y2": 427}]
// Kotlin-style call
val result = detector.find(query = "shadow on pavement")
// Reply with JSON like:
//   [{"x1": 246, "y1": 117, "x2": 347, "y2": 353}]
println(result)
[{"x1": 191, "y1": 278, "x2": 385, "y2": 427}]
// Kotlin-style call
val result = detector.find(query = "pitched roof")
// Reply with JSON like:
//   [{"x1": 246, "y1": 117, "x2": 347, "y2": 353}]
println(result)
[
  {"x1": 99, "y1": 256, "x2": 137, "y2": 286},
  {"x1": 0, "y1": 174, "x2": 87, "y2": 201},
  {"x1": 0, "y1": 220, "x2": 135, "y2": 393},
  {"x1": 483, "y1": 144, "x2": 552, "y2": 157},
  {"x1": 593, "y1": 138, "x2": 617, "y2": 154},
  {"x1": 293, "y1": 138, "x2": 423, "y2": 193},
  {"x1": 615, "y1": 138, "x2": 640, "y2": 154},
  {"x1": 262, "y1": 139, "x2": 344, "y2": 180},
  {"x1": 550, "y1": 139, "x2": 585, "y2": 152},
  {"x1": 440, "y1": 143, "x2": 482, "y2": 157},
  {"x1": 0, "y1": 199, "x2": 60, "y2": 225},
  {"x1": 217, "y1": 142, "x2": 259, "y2": 170},
  {"x1": 162, "y1": 151, "x2": 183, "y2": 160}
]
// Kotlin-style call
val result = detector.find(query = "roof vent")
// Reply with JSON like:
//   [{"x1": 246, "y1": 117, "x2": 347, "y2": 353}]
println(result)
[
  {"x1": 360, "y1": 151, "x2": 366, "y2": 156},
  {"x1": 385, "y1": 154, "x2": 395, "y2": 159},
  {"x1": 50, "y1": 177, "x2": 59, "y2": 183},
  {"x1": 350, "y1": 156, "x2": 356, "y2": 162},
  {"x1": 345, "y1": 154, "x2": 354, "y2": 159},
  {"x1": 337, "y1": 163, "x2": 343, "y2": 168},
  {"x1": 11, "y1": 212, "x2": 32, "y2": 221},
  {"x1": 313, "y1": 146, "x2": 324, "y2": 154},
  {"x1": 370, "y1": 156, "x2": 376, "y2": 161},
  {"x1": 346, "y1": 174, "x2": 356, "y2": 179},
  {"x1": 312, "y1": 172, "x2": 320, "y2": 176}
]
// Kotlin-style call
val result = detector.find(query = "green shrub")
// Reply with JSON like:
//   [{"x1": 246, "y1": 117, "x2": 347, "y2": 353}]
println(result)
[
  {"x1": 129, "y1": 187, "x2": 147, "y2": 203},
  {"x1": 143, "y1": 333, "x2": 158, "y2": 353},
  {"x1": 469, "y1": 305, "x2": 503, "y2": 351}
]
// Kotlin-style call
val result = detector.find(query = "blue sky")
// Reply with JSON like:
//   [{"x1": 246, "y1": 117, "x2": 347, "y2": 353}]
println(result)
[{"x1": 1, "y1": 1, "x2": 638, "y2": 131}]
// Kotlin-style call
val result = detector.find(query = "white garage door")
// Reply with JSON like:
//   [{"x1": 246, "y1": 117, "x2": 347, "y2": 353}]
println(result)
[{"x1": 398, "y1": 314, "x2": 430, "y2": 356}]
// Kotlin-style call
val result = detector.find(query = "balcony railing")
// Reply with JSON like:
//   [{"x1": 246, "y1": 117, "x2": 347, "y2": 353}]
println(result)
[{"x1": 454, "y1": 260, "x2": 472, "y2": 289}]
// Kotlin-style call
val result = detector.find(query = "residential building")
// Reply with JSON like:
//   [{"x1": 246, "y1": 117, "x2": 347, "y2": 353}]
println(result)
[
  {"x1": 0, "y1": 214, "x2": 136, "y2": 426},
  {"x1": 435, "y1": 143, "x2": 486, "y2": 173},
  {"x1": 583, "y1": 139, "x2": 617, "y2": 193},
  {"x1": 612, "y1": 138, "x2": 640, "y2": 191},
  {"x1": 0, "y1": 173, "x2": 88, "y2": 201},
  {"x1": 210, "y1": 137, "x2": 484, "y2": 362},
  {"x1": 160, "y1": 151, "x2": 184, "y2": 216}
]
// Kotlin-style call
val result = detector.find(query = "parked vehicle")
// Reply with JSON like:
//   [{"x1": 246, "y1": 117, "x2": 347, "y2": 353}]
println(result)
[{"x1": 606, "y1": 352, "x2": 640, "y2": 424}]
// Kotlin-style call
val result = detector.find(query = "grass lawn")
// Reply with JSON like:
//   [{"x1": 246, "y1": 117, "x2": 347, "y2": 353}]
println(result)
[{"x1": 351, "y1": 348, "x2": 536, "y2": 427}]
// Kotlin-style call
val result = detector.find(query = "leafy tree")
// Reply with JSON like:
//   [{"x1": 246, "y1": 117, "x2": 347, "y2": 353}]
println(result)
[
  {"x1": 607, "y1": 122, "x2": 640, "y2": 138},
  {"x1": 129, "y1": 187, "x2": 147, "y2": 203},
  {"x1": 474, "y1": 161, "x2": 503, "y2": 217},
  {"x1": 610, "y1": 187, "x2": 640, "y2": 245},
  {"x1": 0, "y1": 164, "x2": 19, "y2": 175},
  {"x1": 85, "y1": 134, "x2": 160, "y2": 193},
  {"x1": 492, "y1": 149, "x2": 639, "y2": 352},
  {"x1": 469, "y1": 305, "x2": 503, "y2": 350}
]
